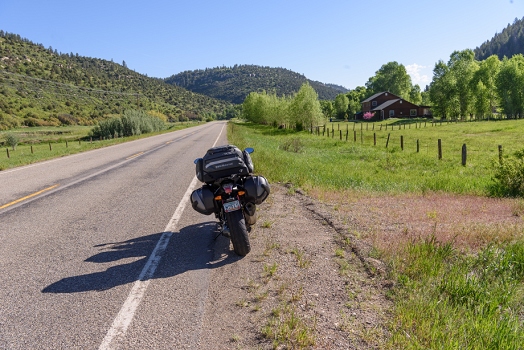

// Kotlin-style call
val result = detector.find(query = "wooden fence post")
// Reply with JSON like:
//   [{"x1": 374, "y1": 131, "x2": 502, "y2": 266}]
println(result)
[
  {"x1": 354, "y1": 130, "x2": 357, "y2": 142},
  {"x1": 49, "y1": 142, "x2": 52, "y2": 151},
  {"x1": 401, "y1": 135, "x2": 404, "y2": 150},
  {"x1": 339, "y1": 130, "x2": 342, "y2": 140},
  {"x1": 499, "y1": 145, "x2": 503, "y2": 164},
  {"x1": 417, "y1": 139, "x2": 420, "y2": 153},
  {"x1": 438, "y1": 139, "x2": 442, "y2": 160},
  {"x1": 66, "y1": 140, "x2": 68, "y2": 148},
  {"x1": 462, "y1": 144, "x2": 467, "y2": 166},
  {"x1": 31, "y1": 145, "x2": 33, "y2": 154},
  {"x1": 374, "y1": 133, "x2": 376, "y2": 146},
  {"x1": 6, "y1": 148, "x2": 9, "y2": 158},
  {"x1": 386, "y1": 133, "x2": 390, "y2": 148}
]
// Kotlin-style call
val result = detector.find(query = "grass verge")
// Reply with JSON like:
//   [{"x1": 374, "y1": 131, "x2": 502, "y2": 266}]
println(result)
[
  {"x1": 229, "y1": 120, "x2": 524, "y2": 349},
  {"x1": 0, "y1": 122, "x2": 202, "y2": 171},
  {"x1": 228, "y1": 119, "x2": 524, "y2": 195}
]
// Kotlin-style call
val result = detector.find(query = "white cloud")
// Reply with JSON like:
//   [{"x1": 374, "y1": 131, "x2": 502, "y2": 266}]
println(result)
[{"x1": 406, "y1": 63, "x2": 431, "y2": 87}]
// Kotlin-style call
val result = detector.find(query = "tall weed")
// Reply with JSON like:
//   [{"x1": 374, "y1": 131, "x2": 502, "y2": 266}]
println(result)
[{"x1": 389, "y1": 237, "x2": 524, "y2": 349}]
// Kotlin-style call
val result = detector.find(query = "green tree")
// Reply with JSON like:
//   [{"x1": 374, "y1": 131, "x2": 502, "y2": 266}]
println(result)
[
  {"x1": 242, "y1": 91, "x2": 267, "y2": 124},
  {"x1": 346, "y1": 86, "x2": 368, "y2": 117},
  {"x1": 447, "y1": 50, "x2": 479, "y2": 119},
  {"x1": 409, "y1": 84, "x2": 422, "y2": 105},
  {"x1": 429, "y1": 60, "x2": 454, "y2": 118},
  {"x1": 288, "y1": 83, "x2": 324, "y2": 130},
  {"x1": 365, "y1": 61, "x2": 412, "y2": 99},
  {"x1": 320, "y1": 100, "x2": 335, "y2": 119},
  {"x1": 496, "y1": 54, "x2": 524, "y2": 118},
  {"x1": 474, "y1": 55, "x2": 501, "y2": 119},
  {"x1": 334, "y1": 93, "x2": 349, "y2": 119}
]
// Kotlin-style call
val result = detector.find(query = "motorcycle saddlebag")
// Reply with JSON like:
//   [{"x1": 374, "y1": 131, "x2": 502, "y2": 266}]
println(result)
[
  {"x1": 243, "y1": 175, "x2": 270, "y2": 205},
  {"x1": 190, "y1": 186, "x2": 216, "y2": 215},
  {"x1": 200, "y1": 145, "x2": 250, "y2": 183}
]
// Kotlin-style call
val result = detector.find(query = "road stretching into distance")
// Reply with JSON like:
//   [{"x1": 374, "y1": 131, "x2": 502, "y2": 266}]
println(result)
[{"x1": 0, "y1": 121, "x2": 231, "y2": 349}]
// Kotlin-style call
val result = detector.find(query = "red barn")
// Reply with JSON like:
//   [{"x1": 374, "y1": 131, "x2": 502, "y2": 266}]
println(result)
[{"x1": 361, "y1": 92, "x2": 431, "y2": 120}]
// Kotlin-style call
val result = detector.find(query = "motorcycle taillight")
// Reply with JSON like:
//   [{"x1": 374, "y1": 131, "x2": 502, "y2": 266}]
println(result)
[{"x1": 223, "y1": 184, "x2": 233, "y2": 194}]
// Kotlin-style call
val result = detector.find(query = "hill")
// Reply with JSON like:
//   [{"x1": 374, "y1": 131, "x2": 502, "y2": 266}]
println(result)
[
  {"x1": 0, "y1": 31, "x2": 230, "y2": 130},
  {"x1": 164, "y1": 65, "x2": 348, "y2": 104},
  {"x1": 474, "y1": 16, "x2": 524, "y2": 60}
]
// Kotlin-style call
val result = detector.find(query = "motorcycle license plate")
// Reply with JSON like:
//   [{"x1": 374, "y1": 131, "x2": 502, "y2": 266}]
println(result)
[{"x1": 223, "y1": 200, "x2": 241, "y2": 213}]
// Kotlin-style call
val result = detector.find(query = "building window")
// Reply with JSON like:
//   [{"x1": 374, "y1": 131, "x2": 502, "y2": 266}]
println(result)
[
  {"x1": 372, "y1": 101, "x2": 377, "y2": 107},
  {"x1": 410, "y1": 109, "x2": 417, "y2": 116},
  {"x1": 389, "y1": 110, "x2": 395, "y2": 117}
]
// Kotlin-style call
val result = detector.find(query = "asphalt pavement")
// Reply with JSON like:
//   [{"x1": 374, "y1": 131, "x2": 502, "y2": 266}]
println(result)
[{"x1": 0, "y1": 121, "x2": 230, "y2": 349}]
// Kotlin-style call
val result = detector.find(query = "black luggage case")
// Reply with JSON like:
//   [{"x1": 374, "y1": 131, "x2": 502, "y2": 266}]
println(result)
[{"x1": 196, "y1": 145, "x2": 250, "y2": 183}]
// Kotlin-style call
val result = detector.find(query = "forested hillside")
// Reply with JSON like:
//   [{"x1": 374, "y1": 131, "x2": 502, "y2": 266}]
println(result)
[
  {"x1": 165, "y1": 65, "x2": 347, "y2": 104},
  {"x1": 0, "y1": 31, "x2": 230, "y2": 130},
  {"x1": 475, "y1": 17, "x2": 524, "y2": 60}
]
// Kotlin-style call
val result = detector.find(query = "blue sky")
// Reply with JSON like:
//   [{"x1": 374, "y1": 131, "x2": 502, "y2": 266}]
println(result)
[{"x1": 1, "y1": 0, "x2": 523, "y2": 90}]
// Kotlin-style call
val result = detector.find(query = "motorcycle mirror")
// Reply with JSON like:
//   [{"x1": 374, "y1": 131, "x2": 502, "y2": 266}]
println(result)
[
  {"x1": 244, "y1": 147, "x2": 254, "y2": 154},
  {"x1": 194, "y1": 158, "x2": 202, "y2": 164}
]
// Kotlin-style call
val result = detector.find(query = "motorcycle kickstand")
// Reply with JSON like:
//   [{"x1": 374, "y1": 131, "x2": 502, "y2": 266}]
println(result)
[{"x1": 214, "y1": 222, "x2": 230, "y2": 240}]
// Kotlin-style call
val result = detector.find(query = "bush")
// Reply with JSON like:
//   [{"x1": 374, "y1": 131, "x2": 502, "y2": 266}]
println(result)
[
  {"x1": 89, "y1": 109, "x2": 166, "y2": 139},
  {"x1": 5, "y1": 133, "x2": 19, "y2": 150},
  {"x1": 490, "y1": 149, "x2": 524, "y2": 197},
  {"x1": 0, "y1": 113, "x2": 21, "y2": 130}
]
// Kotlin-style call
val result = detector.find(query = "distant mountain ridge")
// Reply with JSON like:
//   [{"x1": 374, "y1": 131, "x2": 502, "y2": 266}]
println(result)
[
  {"x1": 474, "y1": 16, "x2": 524, "y2": 60},
  {"x1": 165, "y1": 65, "x2": 348, "y2": 104},
  {"x1": 0, "y1": 31, "x2": 230, "y2": 129}
]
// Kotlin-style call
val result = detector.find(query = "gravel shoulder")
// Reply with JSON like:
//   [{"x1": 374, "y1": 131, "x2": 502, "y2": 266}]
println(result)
[{"x1": 197, "y1": 184, "x2": 392, "y2": 349}]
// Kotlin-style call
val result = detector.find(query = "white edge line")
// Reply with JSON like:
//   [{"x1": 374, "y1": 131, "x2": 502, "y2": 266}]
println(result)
[{"x1": 98, "y1": 122, "x2": 226, "y2": 350}]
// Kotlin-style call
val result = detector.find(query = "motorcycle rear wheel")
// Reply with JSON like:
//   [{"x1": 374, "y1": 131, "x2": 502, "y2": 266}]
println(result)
[{"x1": 225, "y1": 209, "x2": 251, "y2": 256}]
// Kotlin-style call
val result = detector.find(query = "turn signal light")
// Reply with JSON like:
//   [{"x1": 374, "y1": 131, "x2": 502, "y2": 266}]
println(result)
[
  {"x1": 238, "y1": 191, "x2": 245, "y2": 196},
  {"x1": 214, "y1": 195, "x2": 222, "y2": 200}
]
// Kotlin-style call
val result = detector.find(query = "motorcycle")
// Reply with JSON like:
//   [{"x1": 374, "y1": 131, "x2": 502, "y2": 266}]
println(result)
[{"x1": 190, "y1": 144, "x2": 270, "y2": 256}]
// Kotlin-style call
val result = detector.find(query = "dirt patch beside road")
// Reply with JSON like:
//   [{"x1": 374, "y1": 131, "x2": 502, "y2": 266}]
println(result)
[{"x1": 198, "y1": 184, "x2": 392, "y2": 349}]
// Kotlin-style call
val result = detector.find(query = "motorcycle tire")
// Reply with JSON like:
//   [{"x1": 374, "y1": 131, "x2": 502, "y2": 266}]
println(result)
[{"x1": 225, "y1": 209, "x2": 251, "y2": 256}]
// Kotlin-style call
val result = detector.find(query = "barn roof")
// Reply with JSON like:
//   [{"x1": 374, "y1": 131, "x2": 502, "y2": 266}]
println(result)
[{"x1": 372, "y1": 99, "x2": 400, "y2": 111}]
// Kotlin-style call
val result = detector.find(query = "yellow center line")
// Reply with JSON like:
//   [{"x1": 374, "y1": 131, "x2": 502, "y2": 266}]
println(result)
[
  {"x1": 126, "y1": 152, "x2": 144, "y2": 160},
  {"x1": 0, "y1": 184, "x2": 60, "y2": 210}
]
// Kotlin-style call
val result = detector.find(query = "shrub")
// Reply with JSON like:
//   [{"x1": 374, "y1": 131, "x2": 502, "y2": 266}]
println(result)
[
  {"x1": 490, "y1": 148, "x2": 524, "y2": 197},
  {"x1": 5, "y1": 133, "x2": 19, "y2": 150},
  {"x1": 89, "y1": 109, "x2": 166, "y2": 139},
  {"x1": 280, "y1": 138, "x2": 304, "y2": 153}
]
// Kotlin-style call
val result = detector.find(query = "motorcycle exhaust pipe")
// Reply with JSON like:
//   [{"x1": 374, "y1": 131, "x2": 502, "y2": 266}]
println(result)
[{"x1": 244, "y1": 202, "x2": 257, "y2": 226}]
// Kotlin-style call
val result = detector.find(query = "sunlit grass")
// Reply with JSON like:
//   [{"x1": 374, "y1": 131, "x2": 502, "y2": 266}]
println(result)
[
  {"x1": 228, "y1": 119, "x2": 524, "y2": 196},
  {"x1": 0, "y1": 122, "x2": 201, "y2": 170},
  {"x1": 228, "y1": 119, "x2": 524, "y2": 349},
  {"x1": 388, "y1": 236, "x2": 524, "y2": 349}
]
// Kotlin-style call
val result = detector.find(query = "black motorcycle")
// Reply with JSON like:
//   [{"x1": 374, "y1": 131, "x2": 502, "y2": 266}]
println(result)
[{"x1": 190, "y1": 145, "x2": 270, "y2": 256}]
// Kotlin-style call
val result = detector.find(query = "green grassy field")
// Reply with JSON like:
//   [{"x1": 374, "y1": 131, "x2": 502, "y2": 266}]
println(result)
[
  {"x1": 229, "y1": 119, "x2": 524, "y2": 196},
  {"x1": 228, "y1": 119, "x2": 524, "y2": 349},
  {"x1": 0, "y1": 122, "x2": 201, "y2": 170}
]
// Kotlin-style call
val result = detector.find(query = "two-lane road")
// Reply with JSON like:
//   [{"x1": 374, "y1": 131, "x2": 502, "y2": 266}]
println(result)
[{"x1": 0, "y1": 121, "x2": 229, "y2": 349}]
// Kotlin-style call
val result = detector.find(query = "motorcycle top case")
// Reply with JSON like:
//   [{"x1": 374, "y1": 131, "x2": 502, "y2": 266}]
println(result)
[
  {"x1": 243, "y1": 175, "x2": 270, "y2": 205},
  {"x1": 196, "y1": 145, "x2": 252, "y2": 183}
]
